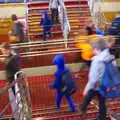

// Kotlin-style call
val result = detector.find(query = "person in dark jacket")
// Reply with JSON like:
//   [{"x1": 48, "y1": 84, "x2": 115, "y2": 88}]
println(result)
[
  {"x1": 0, "y1": 42, "x2": 20, "y2": 95},
  {"x1": 49, "y1": 54, "x2": 75, "y2": 112},
  {"x1": 9, "y1": 14, "x2": 24, "y2": 43},
  {"x1": 108, "y1": 13, "x2": 120, "y2": 44},
  {"x1": 40, "y1": 10, "x2": 53, "y2": 41}
]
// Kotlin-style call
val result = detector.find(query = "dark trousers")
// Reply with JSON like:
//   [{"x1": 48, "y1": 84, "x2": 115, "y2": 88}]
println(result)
[
  {"x1": 51, "y1": 8, "x2": 59, "y2": 24},
  {"x1": 12, "y1": 86, "x2": 16, "y2": 96},
  {"x1": 56, "y1": 90, "x2": 75, "y2": 112},
  {"x1": 43, "y1": 30, "x2": 52, "y2": 41},
  {"x1": 80, "y1": 89, "x2": 106, "y2": 120},
  {"x1": 9, "y1": 79, "x2": 16, "y2": 96}
]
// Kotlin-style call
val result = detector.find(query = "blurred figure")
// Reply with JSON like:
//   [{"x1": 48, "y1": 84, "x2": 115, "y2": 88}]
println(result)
[
  {"x1": 49, "y1": 54, "x2": 76, "y2": 112},
  {"x1": 79, "y1": 38, "x2": 112, "y2": 120},
  {"x1": 95, "y1": 28, "x2": 104, "y2": 36},
  {"x1": 0, "y1": 42, "x2": 20, "y2": 95},
  {"x1": 76, "y1": 27, "x2": 98, "y2": 65},
  {"x1": 108, "y1": 12, "x2": 120, "y2": 44},
  {"x1": 49, "y1": 0, "x2": 65, "y2": 24},
  {"x1": 40, "y1": 10, "x2": 53, "y2": 41},
  {"x1": 9, "y1": 14, "x2": 24, "y2": 43},
  {"x1": 85, "y1": 26, "x2": 95, "y2": 35}
]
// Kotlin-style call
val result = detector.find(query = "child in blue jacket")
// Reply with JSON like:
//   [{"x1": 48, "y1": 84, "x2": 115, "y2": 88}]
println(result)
[
  {"x1": 49, "y1": 54, "x2": 76, "y2": 112},
  {"x1": 40, "y1": 10, "x2": 53, "y2": 41}
]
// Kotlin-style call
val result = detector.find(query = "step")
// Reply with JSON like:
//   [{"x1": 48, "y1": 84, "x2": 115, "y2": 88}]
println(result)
[
  {"x1": 28, "y1": 5, "x2": 89, "y2": 11},
  {"x1": 28, "y1": 16, "x2": 90, "y2": 23},
  {"x1": 28, "y1": 16, "x2": 91, "y2": 22},
  {"x1": 28, "y1": 8, "x2": 90, "y2": 17},
  {"x1": 28, "y1": 10, "x2": 90, "y2": 17},
  {"x1": 28, "y1": 0, "x2": 88, "y2": 7},
  {"x1": 28, "y1": 29, "x2": 83, "y2": 36},
  {"x1": 28, "y1": 22, "x2": 86, "y2": 28}
]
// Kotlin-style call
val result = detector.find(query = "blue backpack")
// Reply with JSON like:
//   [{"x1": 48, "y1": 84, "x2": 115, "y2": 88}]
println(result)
[{"x1": 99, "y1": 59, "x2": 120, "y2": 99}]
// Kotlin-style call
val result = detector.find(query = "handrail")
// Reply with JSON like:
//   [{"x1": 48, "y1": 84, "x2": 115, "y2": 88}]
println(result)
[{"x1": 0, "y1": 71, "x2": 32, "y2": 120}]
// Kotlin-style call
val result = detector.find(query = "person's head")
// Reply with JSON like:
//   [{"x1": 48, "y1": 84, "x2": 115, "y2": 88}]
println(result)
[
  {"x1": 53, "y1": 54, "x2": 65, "y2": 70},
  {"x1": 85, "y1": 27, "x2": 94, "y2": 35},
  {"x1": 104, "y1": 36, "x2": 115, "y2": 48},
  {"x1": 41, "y1": 10, "x2": 48, "y2": 19},
  {"x1": 92, "y1": 37, "x2": 107, "y2": 55},
  {"x1": 11, "y1": 14, "x2": 18, "y2": 22},
  {"x1": 0, "y1": 42, "x2": 11, "y2": 56}
]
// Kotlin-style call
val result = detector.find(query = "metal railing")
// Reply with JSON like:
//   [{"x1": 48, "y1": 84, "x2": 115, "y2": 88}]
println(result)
[
  {"x1": 88, "y1": 0, "x2": 107, "y2": 30},
  {"x1": 0, "y1": 71, "x2": 32, "y2": 120}
]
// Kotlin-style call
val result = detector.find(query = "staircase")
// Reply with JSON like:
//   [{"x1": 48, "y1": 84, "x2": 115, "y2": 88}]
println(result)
[
  {"x1": 27, "y1": 0, "x2": 91, "y2": 41},
  {"x1": 28, "y1": 74, "x2": 120, "y2": 120},
  {"x1": 0, "y1": 72, "x2": 120, "y2": 120}
]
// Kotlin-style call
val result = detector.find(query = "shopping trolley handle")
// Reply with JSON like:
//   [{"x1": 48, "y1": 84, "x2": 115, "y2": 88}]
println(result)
[{"x1": 14, "y1": 71, "x2": 25, "y2": 80}]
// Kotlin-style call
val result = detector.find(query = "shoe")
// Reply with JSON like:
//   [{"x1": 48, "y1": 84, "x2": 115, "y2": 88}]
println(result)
[
  {"x1": 96, "y1": 115, "x2": 106, "y2": 120},
  {"x1": 77, "y1": 108, "x2": 86, "y2": 114}
]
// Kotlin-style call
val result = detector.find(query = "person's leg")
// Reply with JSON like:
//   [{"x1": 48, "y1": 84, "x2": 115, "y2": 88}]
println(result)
[
  {"x1": 12, "y1": 86, "x2": 16, "y2": 96},
  {"x1": 55, "y1": 8, "x2": 59, "y2": 24},
  {"x1": 97, "y1": 92, "x2": 107, "y2": 120},
  {"x1": 51, "y1": 9, "x2": 56, "y2": 24},
  {"x1": 65, "y1": 95, "x2": 75, "y2": 112},
  {"x1": 56, "y1": 90, "x2": 64, "y2": 108},
  {"x1": 79, "y1": 89, "x2": 97, "y2": 113},
  {"x1": 48, "y1": 30, "x2": 52, "y2": 37},
  {"x1": 43, "y1": 30, "x2": 47, "y2": 41}
]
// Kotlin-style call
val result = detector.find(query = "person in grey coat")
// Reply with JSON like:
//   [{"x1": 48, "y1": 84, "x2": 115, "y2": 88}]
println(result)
[
  {"x1": 49, "y1": 0, "x2": 65, "y2": 24},
  {"x1": 79, "y1": 37, "x2": 116, "y2": 120}
]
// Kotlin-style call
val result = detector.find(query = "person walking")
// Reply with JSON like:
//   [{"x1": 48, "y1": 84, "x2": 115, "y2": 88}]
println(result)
[
  {"x1": 79, "y1": 37, "x2": 116, "y2": 120},
  {"x1": 49, "y1": 54, "x2": 76, "y2": 112}
]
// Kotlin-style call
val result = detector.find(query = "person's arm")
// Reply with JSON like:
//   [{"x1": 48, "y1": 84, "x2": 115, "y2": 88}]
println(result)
[
  {"x1": 49, "y1": 0, "x2": 52, "y2": 10},
  {"x1": 83, "y1": 60, "x2": 104, "y2": 96},
  {"x1": 9, "y1": 54, "x2": 20, "y2": 74},
  {"x1": 59, "y1": 0, "x2": 66, "y2": 10},
  {"x1": 49, "y1": 72, "x2": 61, "y2": 89},
  {"x1": 40, "y1": 18, "x2": 43, "y2": 26}
]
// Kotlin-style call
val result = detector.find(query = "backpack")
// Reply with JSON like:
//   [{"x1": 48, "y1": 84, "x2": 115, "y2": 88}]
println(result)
[
  {"x1": 60, "y1": 69, "x2": 77, "y2": 96},
  {"x1": 99, "y1": 59, "x2": 120, "y2": 99}
]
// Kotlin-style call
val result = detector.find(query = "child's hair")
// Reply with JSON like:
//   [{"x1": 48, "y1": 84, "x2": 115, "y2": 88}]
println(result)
[
  {"x1": 92, "y1": 37, "x2": 107, "y2": 51},
  {"x1": 11, "y1": 14, "x2": 18, "y2": 21},
  {"x1": 0, "y1": 42, "x2": 11, "y2": 50},
  {"x1": 86, "y1": 26, "x2": 94, "y2": 35}
]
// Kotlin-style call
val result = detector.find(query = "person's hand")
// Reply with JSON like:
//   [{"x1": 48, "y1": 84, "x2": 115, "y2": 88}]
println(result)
[
  {"x1": 8, "y1": 31, "x2": 12, "y2": 35},
  {"x1": 83, "y1": 89, "x2": 88, "y2": 96}
]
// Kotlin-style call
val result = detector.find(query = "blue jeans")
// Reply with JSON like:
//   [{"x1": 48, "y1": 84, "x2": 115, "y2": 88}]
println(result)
[
  {"x1": 43, "y1": 30, "x2": 51, "y2": 41},
  {"x1": 56, "y1": 90, "x2": 75, "y2": 112}
]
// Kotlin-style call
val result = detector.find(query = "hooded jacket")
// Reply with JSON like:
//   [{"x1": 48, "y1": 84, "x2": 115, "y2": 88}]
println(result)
[
  {"x1": 84, "y1": 48, "x2": 116, "y2": 94},
  {"x1": 40, "y1": 10, "x2": 52, "y2": 31},
  {"x1": 51, "y1": 54, "x2": 75, "y2": 91}
]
